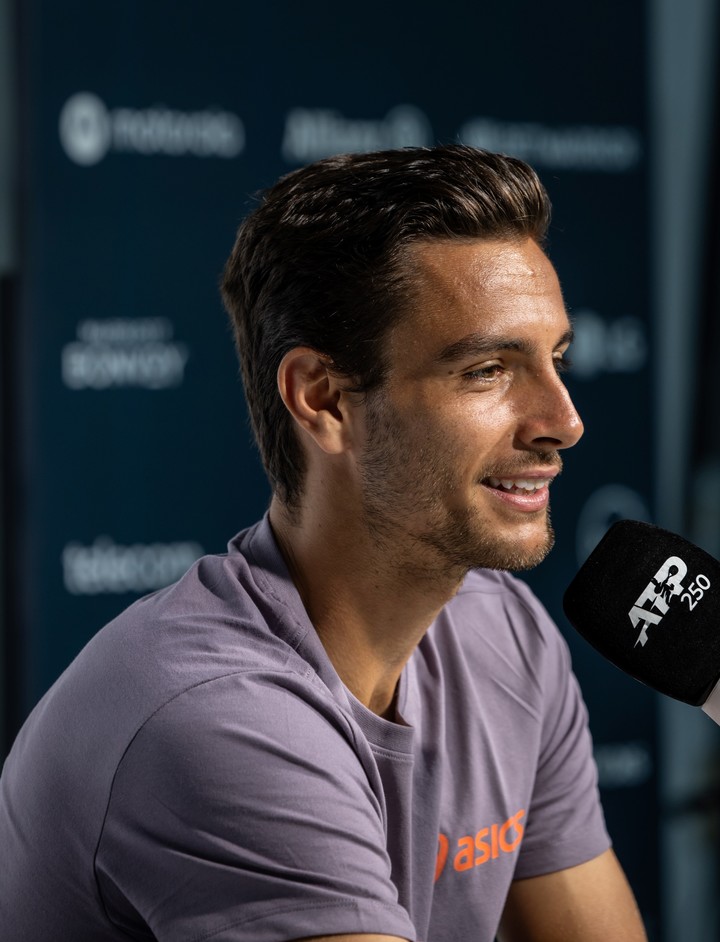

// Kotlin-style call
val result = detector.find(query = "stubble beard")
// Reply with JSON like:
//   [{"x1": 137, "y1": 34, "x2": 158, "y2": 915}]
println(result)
[
  {"x1": 418, "y1": 504, "x2": 556, "y2": 574},
  {"x1": 358, "y1": 397, "x2": 557, "y2": 579}
]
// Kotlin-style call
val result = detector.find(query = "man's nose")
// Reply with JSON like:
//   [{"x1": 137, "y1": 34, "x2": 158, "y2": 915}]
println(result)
[{"x1": 516, "y1": 370, "x2": 584, "y2": 451}]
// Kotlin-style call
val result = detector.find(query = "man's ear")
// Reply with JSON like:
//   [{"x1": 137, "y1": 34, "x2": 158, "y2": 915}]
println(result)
[{"x1": 277, "y1": 347, "x2": 355, "y2": 455}]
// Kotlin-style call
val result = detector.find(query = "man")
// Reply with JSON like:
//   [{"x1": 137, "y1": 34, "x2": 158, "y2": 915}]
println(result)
[{"x1": 0, "y1": 145, "x2": 646, "y2": 940}]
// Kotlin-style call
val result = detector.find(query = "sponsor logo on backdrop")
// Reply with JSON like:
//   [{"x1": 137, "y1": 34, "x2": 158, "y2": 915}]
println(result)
[
  {"x1": 594, "y1": 741, "x2": 653, "y2": 789},
  {"x1": 458, "y1": 117, "x2": 641, "y2": 172},
  {"x1": 282, "y1": 104, "x2": 432, "y2": 163},
  {"x1": 62, "y1": 537, "x2": 204, "y2": 595},
  {"x1": 59, "y1": 92, "x2": 245, "y2": 166},
  {"x1": 62, "y1": 318, "x2": 189, "y2": 390},
  {"x1": 570, "y1": 310, "x2": 647, "y2": 379}
]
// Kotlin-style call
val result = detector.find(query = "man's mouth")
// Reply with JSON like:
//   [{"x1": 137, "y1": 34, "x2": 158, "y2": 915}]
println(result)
[{"x1": 484, "y1": 476, "x2": 554, "y2": 494}]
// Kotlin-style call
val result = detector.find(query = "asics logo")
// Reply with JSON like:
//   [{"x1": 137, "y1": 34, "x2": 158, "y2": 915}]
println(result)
[{"x1": 434, "y1": 809, "x2": 526, "y2": 881}]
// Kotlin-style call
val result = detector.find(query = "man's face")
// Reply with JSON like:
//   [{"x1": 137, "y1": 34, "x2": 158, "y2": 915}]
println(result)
[{"x1": 355, "y1": 237, "x2": 583, "y2": 575}]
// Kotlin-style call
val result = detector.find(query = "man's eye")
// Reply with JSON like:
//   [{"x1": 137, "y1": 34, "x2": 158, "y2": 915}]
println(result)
[
  {"x1": 463, "y1": 364, "x2": 504, "y2": 381},
  {"x1": 554, "y1": 354, "x2": 573, "y2": 374}
]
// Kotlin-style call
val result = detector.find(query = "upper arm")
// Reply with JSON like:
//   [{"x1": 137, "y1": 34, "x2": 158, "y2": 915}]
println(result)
[
  {"x1": 96, "y1": 674, "x2": 415, "y2": 941},
  {"x1": 498, "y1": 849, "x2": 647, "y2": 942}
]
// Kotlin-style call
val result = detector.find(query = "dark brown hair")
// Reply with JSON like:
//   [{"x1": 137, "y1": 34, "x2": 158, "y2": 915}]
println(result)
[{"x1": 221, "y1": 144, "x2": 551, "y2": 508}]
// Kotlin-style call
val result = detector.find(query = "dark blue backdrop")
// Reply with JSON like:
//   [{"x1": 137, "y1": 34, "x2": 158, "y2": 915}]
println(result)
[{"x1": 8, "y1": 0, "x2": 658, "y2": 935}]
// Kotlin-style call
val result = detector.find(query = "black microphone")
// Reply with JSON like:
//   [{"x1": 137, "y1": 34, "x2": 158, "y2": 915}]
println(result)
[{"x1": 563, "y1": 520, "x2": 720, "y2": 723}]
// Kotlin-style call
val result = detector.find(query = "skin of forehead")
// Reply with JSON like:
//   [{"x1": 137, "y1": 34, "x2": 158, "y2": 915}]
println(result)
[
  {"x1": 394, "y1": 237, "x2": 566, "y2": 362},
  {"x1": 410, "y1": 237, "x2": 556, "y2": 298}
]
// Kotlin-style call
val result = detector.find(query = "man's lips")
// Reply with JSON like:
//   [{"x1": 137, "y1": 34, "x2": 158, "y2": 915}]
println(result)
[
  {"x1": 483, "y1": 470, "x2": 560, "y2": 492},
  {"x1": 480, "y1": 469, "x2": 560, "y2": 512}
]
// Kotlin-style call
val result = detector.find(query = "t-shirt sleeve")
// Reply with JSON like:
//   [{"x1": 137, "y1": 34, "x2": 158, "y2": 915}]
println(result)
[
  {"x1": 510, "y1": 584, "x2": 611, "y2": 880},
  {"x1": 94, "y1": 670, "x2": 416, "y2": 942}
]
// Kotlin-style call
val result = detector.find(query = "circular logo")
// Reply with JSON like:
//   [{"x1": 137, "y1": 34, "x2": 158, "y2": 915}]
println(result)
[
  {"x1": 59, "y1": 93, "x2": 112, "y2": 166},
  {"x1": 576, "y1": 484, "x2": 651, "y2": 564}
]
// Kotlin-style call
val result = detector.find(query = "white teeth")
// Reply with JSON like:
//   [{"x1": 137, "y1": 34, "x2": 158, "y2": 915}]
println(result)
[{"x1": 487, "y1": 476, "x2": 548, "y2": 492}]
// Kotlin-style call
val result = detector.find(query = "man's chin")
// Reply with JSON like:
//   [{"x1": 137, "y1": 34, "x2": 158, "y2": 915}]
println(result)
[
  {"x1": 491, "y1": 542, "x2": 554, "y2": 573},
  {"x1": 419, "y1": 511, "x2": 555, "y2": 575},
  {"x1": 467, "y1": 520, "x2": 556, "y2": 573}
]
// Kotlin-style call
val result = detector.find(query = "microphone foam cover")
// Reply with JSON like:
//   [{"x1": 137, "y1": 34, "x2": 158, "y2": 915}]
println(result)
[{"x1": 563, "y1": 520, "x2": 720, "y2": 706}]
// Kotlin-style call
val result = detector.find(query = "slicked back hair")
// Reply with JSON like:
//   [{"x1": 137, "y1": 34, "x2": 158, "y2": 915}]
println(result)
[{"x1": 221, "y1": 144, "x2": 551, "y2": 509}]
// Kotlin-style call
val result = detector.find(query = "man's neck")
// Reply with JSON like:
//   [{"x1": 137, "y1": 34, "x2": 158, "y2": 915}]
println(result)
[{"x1": 269, "y1": 497, "x2": 464, "y2": 718}]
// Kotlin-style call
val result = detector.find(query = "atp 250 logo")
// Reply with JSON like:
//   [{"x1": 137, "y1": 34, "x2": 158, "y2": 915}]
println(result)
[{"x1": 628, "y1": 555, "x2": 711, "y2": 647}]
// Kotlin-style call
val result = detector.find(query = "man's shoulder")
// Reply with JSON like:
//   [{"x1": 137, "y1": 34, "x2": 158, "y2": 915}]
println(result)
[
  {"x1": 8, "y1": 521, "x2": 340, "y2": 816},
  {"x1": 32, "y1": 518, "x2": 321, "y2": 757},
  {"x1": 102, "y1": 515, "x2": 307, "y2": 663}
]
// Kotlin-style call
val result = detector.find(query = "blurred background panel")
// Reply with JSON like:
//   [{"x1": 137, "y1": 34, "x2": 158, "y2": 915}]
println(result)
[{"x1": 1, "y1": 0, "x2": 719, "y2": 938}]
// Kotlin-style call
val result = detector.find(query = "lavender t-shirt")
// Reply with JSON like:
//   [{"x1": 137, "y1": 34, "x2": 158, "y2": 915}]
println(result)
[{"x1": 0, "y1": 516, "x2": 609, "y2": 941}]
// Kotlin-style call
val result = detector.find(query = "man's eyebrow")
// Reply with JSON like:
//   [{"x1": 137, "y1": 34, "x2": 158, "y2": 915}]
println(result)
[{"x1": 435, "y1": 327, "x2": 575, "y2": 364}]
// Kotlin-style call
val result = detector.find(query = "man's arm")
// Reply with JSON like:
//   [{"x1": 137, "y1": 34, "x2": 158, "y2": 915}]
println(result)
[{"x1": 498, "y1": 849, "x2": 647, "y2": 942}]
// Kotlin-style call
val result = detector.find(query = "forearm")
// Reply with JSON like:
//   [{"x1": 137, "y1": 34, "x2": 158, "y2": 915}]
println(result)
[{"x1": 498, "y1": 849, "x2": 647, "y2": 942}]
